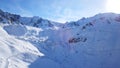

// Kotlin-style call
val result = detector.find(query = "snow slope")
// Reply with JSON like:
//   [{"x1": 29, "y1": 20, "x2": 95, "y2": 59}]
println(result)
[
  {"x1": 0, "y1": 24, "x2": 44, "y2": 68},
  {"x1": 29, "y1": 13, "x2": 120, "y2": 68},
  {"x1": 0, "y1": 9, "x2": 120, "y2": 68}
]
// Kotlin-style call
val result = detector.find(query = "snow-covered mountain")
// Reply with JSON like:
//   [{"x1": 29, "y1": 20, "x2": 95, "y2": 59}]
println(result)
[
  {"x1": 0, "y1": 9, "x2": 120, "y2": 68},
  {"x1": 0, "y1": 9, "x2": 62, "y2": 29}
]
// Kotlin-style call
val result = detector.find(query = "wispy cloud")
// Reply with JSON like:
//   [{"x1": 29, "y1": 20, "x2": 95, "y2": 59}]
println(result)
[
  {"x1": 44, "y1": 0, "x2": 106, "y2": 23},
  {"x1": 2, "y1": 0, "x2": 33, "y2": 17},
  {"x1": 15, "y1": 6, "x2": 33, "y2": 17},
  {"x1": 0, "y1": 0, "x2": 107, "y2": 23}
]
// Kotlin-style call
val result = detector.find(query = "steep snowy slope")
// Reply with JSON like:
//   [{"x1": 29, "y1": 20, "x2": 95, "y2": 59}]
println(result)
[
  {"x1": 0, "y1": 9, "x2": 120, "y2": 68},
  {"x1": 29, "y1": 13, "x2": 120, "y2": 68},
  {"x1": 0, "y1": 24, "x2": 44, "y2": 68}
]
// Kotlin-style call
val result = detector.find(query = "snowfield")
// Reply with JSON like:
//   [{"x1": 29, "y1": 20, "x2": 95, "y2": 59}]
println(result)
[
  {"x1": 0, "y1": 25, "x2": 44, "y2": 68},
  {"x1": 0, "y1": 9, "x2": 120, "y2": 68}
]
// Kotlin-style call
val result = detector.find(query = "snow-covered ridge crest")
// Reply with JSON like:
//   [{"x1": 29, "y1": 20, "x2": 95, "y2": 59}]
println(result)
[
  {"x1": 0, "y1": 9, "x2": 62, "y2": 29},
  {"x1": 1, "y1": 9, "x2": 120, "y2": 68},
  {"x1": 1, "y1": 9, "x2": 120, "y2": 29}
]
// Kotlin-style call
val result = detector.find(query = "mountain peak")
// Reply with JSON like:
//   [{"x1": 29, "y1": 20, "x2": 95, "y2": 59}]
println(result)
[
  {"x1": 1, "y1": 9, "x2": 120, "y2": 29},
  {"x1": 0, "y1": 9, "x2": 62, "y2": 29},
  {"x1": 1, "y1": 9, "x2": 120, "y2": 68}
]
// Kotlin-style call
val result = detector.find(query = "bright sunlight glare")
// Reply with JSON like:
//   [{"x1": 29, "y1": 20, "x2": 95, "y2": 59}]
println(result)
[{"x1": 106, "y1": 0, "x2": 120, "y2": 13}]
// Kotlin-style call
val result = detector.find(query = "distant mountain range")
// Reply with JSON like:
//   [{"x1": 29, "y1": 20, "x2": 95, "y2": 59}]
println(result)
[{"x1": 0, "y1": 9, "x2": 120, "y2": 68}]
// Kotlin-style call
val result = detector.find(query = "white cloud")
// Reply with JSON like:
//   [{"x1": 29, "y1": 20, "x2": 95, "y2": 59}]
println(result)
[
  {"x1": 5, "y1": 0, "x2": 33, "y2": 17},
  {"x1": 4, "y1": 0, "x2": 107, "y2": 23},
  {"x1": 44, "y1": 0, "x2": 107, "y2": 23},
  {"x1": 16, "y1": 6, "x2": 33, "y2": 17}
]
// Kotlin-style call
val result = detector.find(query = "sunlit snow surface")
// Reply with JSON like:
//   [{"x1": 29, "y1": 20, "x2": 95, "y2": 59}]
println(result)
[
  {"x1": 0, "y1": 25, "x2": 44, "y2": 68},
  {"x1": 0, "y1": 13, "x2": 120, "y2": 68}
]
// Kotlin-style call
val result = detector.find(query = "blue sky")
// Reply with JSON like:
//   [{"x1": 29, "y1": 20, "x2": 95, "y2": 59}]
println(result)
[{"x1": 0, "y1": 0, "x2": 107, "y2": 23}]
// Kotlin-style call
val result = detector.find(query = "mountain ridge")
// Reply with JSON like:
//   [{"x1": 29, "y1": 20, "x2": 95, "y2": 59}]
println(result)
[
  {"x1": 1, "y1": 9, "x2": 120, "y2": 28},
  {"x1": 0, "y1": 9, "x2": 120, "y2": 68},
  {"x1": 0, "y1": 9, "x2": 63, "y2": 29}
]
